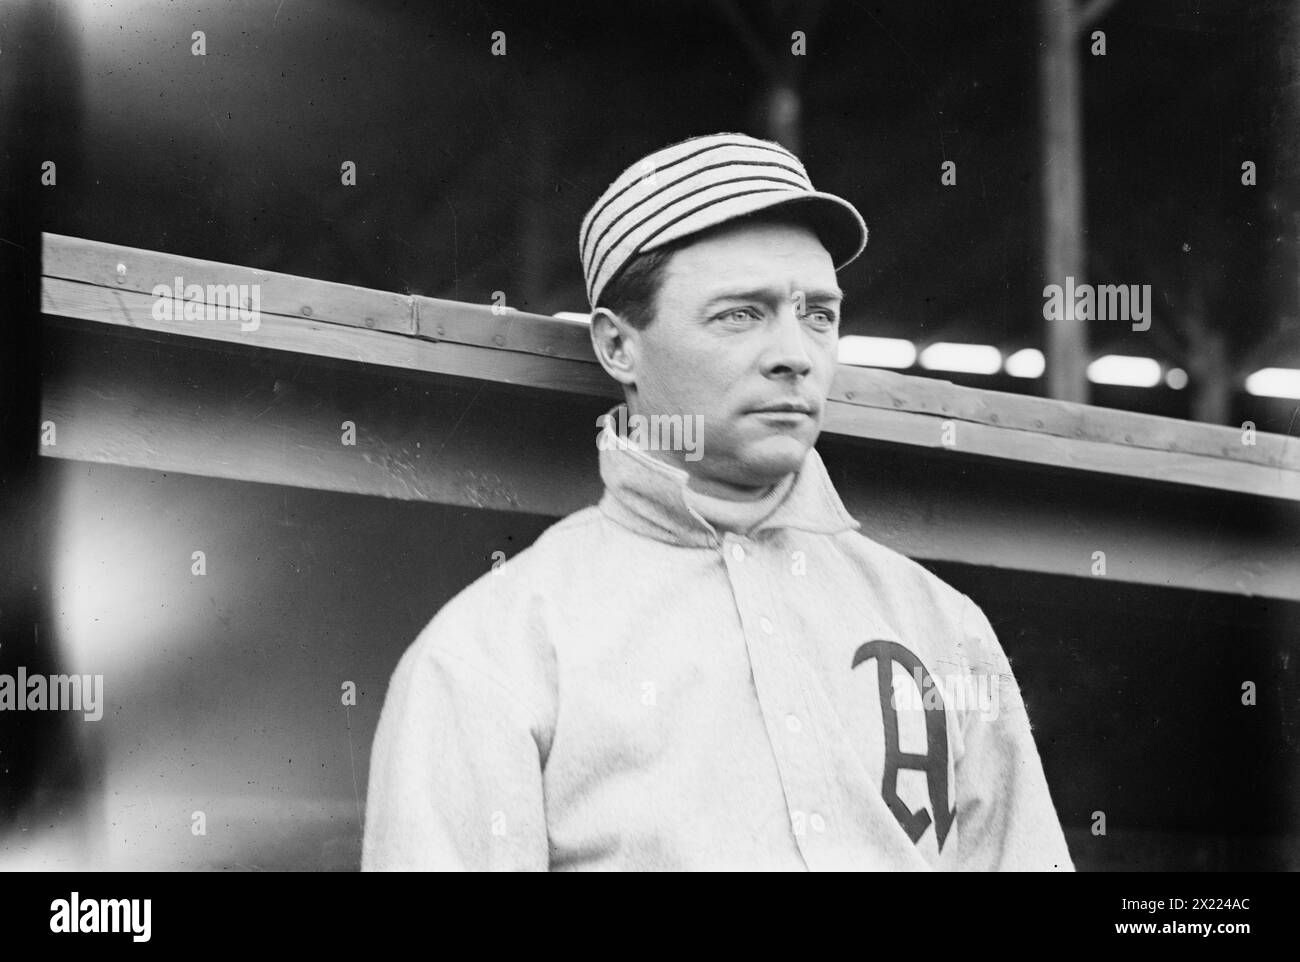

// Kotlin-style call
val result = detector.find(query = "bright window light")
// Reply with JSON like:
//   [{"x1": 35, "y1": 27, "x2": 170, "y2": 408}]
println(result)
[
  {"x1": 1245, "y1": 367, "x2": 1300, "y2": 399},
  {"x1": 1087, "y1": 355, "x2": 1162, "y2": 387},
  {"x1": 837, "y1": 336, "x2": 917, "y2": 369},
  {"x1": 552, "y1": 311, "x2": 591, "y2": 324},
  {"x1": 1005, "y1": 348, "x2": 1045, "y2": 378},
  {"x1": 918, "y1": 342, "x2": 1002, "y2": 375}
]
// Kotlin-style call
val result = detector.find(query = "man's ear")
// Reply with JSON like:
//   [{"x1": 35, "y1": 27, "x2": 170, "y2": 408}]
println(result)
[{"x1": 589, "y1": 307, "x2": 638, "y2": 388}]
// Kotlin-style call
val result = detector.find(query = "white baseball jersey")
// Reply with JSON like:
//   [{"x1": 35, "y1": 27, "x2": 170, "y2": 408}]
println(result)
[{"x1": 363, "y1": 413, "x2": 1074, "y2": 871}]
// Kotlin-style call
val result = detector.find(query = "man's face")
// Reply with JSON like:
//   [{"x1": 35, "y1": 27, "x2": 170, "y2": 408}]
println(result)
[{"x1": 627, "y1": 218, "x2": 842, "y2": 491}]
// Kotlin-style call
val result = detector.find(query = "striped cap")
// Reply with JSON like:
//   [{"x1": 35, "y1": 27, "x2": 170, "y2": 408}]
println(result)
[{"x1": 580, "y1": 132, "x2": 867, "y2": 308}]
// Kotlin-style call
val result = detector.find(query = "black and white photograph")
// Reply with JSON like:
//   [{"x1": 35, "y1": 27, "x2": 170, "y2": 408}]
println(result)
[{"x1": 0, "y1": 0, "x2": 1296, "y2": 913}]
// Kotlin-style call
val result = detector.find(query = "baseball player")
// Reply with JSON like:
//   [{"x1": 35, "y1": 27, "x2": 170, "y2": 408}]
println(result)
[{"x1": 363, "y1": 132, "x2": 1073, "y2": 871}]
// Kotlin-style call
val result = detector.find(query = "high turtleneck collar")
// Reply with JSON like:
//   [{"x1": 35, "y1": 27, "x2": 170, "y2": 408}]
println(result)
[{"x1": 595, "y1": 404, "x2": 861, "y2": 548}]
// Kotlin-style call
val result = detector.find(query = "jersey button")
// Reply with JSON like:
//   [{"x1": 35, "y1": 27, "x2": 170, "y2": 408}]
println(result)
[
  {"x1": 759, "y1": 617, "x2": 774, "y2": 634},
  {"x1": 730, "y1": 543, "x2": 745, "y2": 562},
  {"x1": 785, "y1": 714, "x2": 802, "y2": 733}
]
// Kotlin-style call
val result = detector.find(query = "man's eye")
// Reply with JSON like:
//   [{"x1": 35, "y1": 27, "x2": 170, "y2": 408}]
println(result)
[
  {"x1": 720, "y1": 307, "x2": 761, "y2": 323},
  {"x1": 802, "y1": 310, "x2": 837, "y2": 327}
]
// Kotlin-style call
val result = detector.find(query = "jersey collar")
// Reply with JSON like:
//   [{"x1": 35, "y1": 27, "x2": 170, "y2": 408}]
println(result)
[{"x1": 596, "y1": 404, "x2": 861, "y2": 548}]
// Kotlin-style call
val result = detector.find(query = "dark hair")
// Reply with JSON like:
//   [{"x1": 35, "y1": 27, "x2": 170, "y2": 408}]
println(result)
[
  {"x1": 594, "y1": 244, "x2": 680, "y2": 331},
  {"x1": 594, "y1": 208, "x2": 827, "y2": 330}
]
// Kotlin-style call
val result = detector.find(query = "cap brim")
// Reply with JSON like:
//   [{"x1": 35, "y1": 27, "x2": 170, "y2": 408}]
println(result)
[{"x1": 640, "y1": 189, "x2": 868, "y2": 271}]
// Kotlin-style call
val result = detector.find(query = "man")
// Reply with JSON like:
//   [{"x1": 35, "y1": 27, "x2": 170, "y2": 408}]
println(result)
[{"x1": 363, "y1": 132, "x2": 1073, "y2": 871}]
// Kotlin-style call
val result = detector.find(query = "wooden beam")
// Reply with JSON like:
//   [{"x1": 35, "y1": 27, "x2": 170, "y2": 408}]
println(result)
[
  {"x1": 39, "y1": 232, "x2": 1300, "y2": 503},
  {"x1": 828, "y1": 363, "x2": 1298, "y2": 471},
  {"x1": 41, "y1": 276, "x2": 615, "y2": 400},
  {"x1": 821, "y1": 405, "x2": 1297, "y2": 502}
]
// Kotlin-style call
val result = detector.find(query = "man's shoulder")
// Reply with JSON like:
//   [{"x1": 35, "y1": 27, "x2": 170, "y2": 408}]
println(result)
[
  {"x1": 386, "y1": 509, "x2": 609, "y2": 714},
  {"x1": 826, "y1": 526, "x2": 982, "y2": 630},
  {"x1": 404, "y1": 505, "x2": 607, "y2": 649},
  {"x1": 487, "y1": 504, "x2": 607, "y2": 584}
]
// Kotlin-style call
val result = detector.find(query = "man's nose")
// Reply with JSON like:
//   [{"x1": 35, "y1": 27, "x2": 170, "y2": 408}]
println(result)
[{"x1": 760, "y1": 304, "x2": 815, "y2": 379}]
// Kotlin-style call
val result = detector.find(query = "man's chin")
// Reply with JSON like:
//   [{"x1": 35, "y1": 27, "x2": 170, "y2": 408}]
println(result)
[{"x1": 725, "y1": 435, "x2": 813, "y2": 486}]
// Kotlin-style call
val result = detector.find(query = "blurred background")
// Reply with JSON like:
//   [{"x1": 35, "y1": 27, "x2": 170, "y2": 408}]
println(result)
[{"x1": 1, "y1": 0, "x2": 1297, "y2": 870}]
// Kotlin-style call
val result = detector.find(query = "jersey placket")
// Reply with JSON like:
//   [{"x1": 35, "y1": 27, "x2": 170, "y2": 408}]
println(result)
[{"x1": 719, "y1": 529, "x2": 841, "y2": 869}]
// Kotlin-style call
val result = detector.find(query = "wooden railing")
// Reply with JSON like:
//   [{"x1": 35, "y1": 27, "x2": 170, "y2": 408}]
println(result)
[{"x1": 39, "y1": 232, "x2": 1300, "y2": 601}]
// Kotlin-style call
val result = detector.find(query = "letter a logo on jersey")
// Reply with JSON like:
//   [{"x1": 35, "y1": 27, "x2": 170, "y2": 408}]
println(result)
[{"x1": 852, "y1": 640, "x2": 955, "y2": 850}]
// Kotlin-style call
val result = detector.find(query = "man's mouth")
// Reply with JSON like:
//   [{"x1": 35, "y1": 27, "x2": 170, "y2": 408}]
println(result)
[{"x1": 749, "y1": 402, "x2": 816, "y2": 416}]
